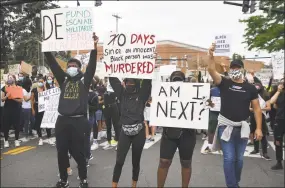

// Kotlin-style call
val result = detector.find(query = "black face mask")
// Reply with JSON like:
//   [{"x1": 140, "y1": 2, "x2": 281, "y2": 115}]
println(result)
[
  {"x1": 171, "y1": 76, "x2": 184, "y2": 82},
  {"x1": 125, "y1": 85, "x2": 136, "y2": 93}
]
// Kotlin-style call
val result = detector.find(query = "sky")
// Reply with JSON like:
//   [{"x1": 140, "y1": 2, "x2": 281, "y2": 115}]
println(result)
[{"x1": 56, "y1": 0, "x2": 271, "y2": 64}]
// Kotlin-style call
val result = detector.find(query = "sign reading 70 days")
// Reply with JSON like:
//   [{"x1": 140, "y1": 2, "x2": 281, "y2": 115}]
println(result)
[{"x1": 41, "y1": 7, "x2": 94, "y2": 52}]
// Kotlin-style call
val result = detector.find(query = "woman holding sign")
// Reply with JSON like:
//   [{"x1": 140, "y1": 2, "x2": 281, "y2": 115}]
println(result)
[
  {"x1": 1, "y1": 75, "x2": 23, "y2": 148},
  {"x1": 109, "y1": 77, "x2": 151, "y2": 188}
]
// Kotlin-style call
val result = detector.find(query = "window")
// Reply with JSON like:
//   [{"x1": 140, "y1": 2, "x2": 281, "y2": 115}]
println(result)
[{"x1": 170, "y1": 56, "x2": 177, "y2": 65}]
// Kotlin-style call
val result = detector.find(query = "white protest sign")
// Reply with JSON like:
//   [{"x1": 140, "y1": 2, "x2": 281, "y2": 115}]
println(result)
[
  {"x1": 271, "y1": 51, "x2": 284, "y2": 80},
  {"x1": 150, "y1": 82, "x2": 210, "y2": 129},
  {"x1": 255, "y1": 68, "x2": 273, "y2": 86},
  {"x1": 103, "y1": 33, "x2": 157, "y2": 79},
  {"x1": 210, "y1": 96, "x2": 221, "y2": 112},
  {"x1": 41, "y1": 7, "x2": 94, "y2": 52},
  {"x1": 38, "y1": 88, "x2": 60, "y2": 128},
  {"x1": 214, "y1": 34, "x2": 231, "y2": 56},
  {"x1": 8, "y1": 64, "x2": 20, "y2": 75},
  {"x1": 258, "y1": 95, "x2": 267, "y2": 117}
]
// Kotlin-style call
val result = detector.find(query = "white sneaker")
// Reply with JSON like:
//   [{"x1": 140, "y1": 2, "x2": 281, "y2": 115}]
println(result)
[
  {"x1": 14, "y1": 140, "x2": 20, "y2": 147},
  {"x1": 48, "y1": 138, "x2": 55, "y2": 145},
  {"x1": 99, "y1": 141, "x2": 108, "y2": 147},
  {"x1": 91, "y1": 142, "x2": 99, "y2": 151},
  {"x1": 4, "y1": 141, "x2": 9, "y2": 148},
  {"x1": 103, "y1": 143, "x2": 113, "y2": 150},
  {"x1": 38, "y1": 139, "x2": 43, "y2": 146}
]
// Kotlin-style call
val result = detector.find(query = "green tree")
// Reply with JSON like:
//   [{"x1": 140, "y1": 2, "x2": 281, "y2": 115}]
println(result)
[{"x1": 239, "y1": 0, "x2": 284, "y2": 53}]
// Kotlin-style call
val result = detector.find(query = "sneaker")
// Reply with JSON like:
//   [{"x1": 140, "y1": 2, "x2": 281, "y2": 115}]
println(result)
[
  {"x1": 149, "y1": 137, "x2": 155, "y2": 142},
  {"x1": 89, "y1": 154, "x2": 94, "y2": 160},
  {"x1": 262, "y1": 154, "x2": 271, "y2": 161},
  {"x1": 48, "y1": 138, "x2": 55, "y2": 145},
  {"x1": 99, "y1": 142, "x2": 108, "y2": 147},
  {"x1": 249, "y1": 150, "x2": 259, "y2": 155},
  {"x1": 67, "y1": 168, "x2": 73, "y2": 176},
  {"x1": 146, "y1": 139, "x2": 151, "y2": 143},
  {"x1": 4, "y1": 141, "x2": 9, "y2": 148},
  {"x1": 91, "y1": 141, "x2": 99, "y2": 151},
  {"x1": 79, "y1": 179, "x2": 88, "y2": 188},
  {"x1": 55, "y1": 179, "x2": 69, "y2": 188},
  {"x1": 110, "y1": 140, "x2": 118, "y2": 147},
  {"x1": 201, "y1": 146, "x2": 211, "y2": 154},
  {"x1": 14, "y1": 140, "x2": 20, "y2": 147},
  {"x1": 103, "y1": 143, "x2": 113, "y2": 150},
  {"x1": 21, "y1": 137, "x2": 29, "y2": 142},
  {"x1": 271, "y1": 163, "x2": 283, "y2": 170},
  {"x1": 38, "y1": 138, "x2": 43, "y2": 146}
]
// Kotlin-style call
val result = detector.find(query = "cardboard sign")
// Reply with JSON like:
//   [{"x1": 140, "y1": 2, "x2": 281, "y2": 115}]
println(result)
[
  {"x1": 38, "y1": 88, "x2": 61, "y2": 128},
  {"x1": 214, "y1": 34, "x2": 231, "y2": 56},
  {"x1": 210, "y1": 96, "x2": 221, "y2": 112},
  {"x1": 272, "y1": 51, "x2": 284, "y2": 80},
  {"x1": 41, "y1": 7, "x2": 94, "y2": 52},
  {"x1": 150, "y1": 82, "x2": 210, "y2": 129},
  {"x1": 20, "y1": 61, "x2": 32, "y2": 75},
  {"x1": 5, "y1": 86, "x2": 23, "y2": 99},
  {"x1": 103, "y1": 33, "x2": 157, "y2": 79}
]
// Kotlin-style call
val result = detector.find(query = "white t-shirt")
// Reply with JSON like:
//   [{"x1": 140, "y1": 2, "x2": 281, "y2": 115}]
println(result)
[{"x1": 22, "y1": 89, "x2": 31, "y2": 109}]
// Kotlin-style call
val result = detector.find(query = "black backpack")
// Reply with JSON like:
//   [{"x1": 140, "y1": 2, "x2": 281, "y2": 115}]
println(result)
[{"x1": 88, "y1": 91, "x2": 99, "y2": 112}]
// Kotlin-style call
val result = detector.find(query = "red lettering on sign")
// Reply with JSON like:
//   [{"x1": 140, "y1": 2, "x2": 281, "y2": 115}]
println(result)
[
  {"x1": 104, "y1": 62, "x2": 154, "y2": 75},
  {"x1": 130, "y1": 34, "x2": 156, "y2": 46}
]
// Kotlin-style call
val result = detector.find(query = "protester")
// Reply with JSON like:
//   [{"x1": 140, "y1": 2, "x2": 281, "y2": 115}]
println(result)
[
  {"x1": 44, "y1": 32, "x2": 98, "y2": 188},
  {"x1": 0, "y1": 81, "x2": 5, "y2": 136},
  {"x1": 102, "y1": 90, "x2": 120, "y2": 150},
  {"x1": 21, "y1": 76, "x2": 33, "y2": 140},
  {"x1": 157, "y1": 71, "x2": 196, "y2": 188},
  {"x1": 249, "y1": 83, "x2": 271, "y2": 160},
  {"x1": 46, "y1": 75, "x2": 56, "y2": 89},
  {"x1": 270, "y1": 79, "x2": 284, "y2": 170},
  {"x1": 1, "y1": 75, "x2": 23, "y2": 148},
  {"x1": 269, "y1": 85, "x2": 278, "y2": 131},
  {"x1": 208, "y1": 43, "x2": 263, "y2": 188},
  {"x1": 31, "y1": 76, "x2": 52, "y2": 145},
  {"x1": 110, "y1": 77, "x2": 151, "y2": 188},
  {"x1": 144, "y1": 96, "x2": 155, "y2": 143}
]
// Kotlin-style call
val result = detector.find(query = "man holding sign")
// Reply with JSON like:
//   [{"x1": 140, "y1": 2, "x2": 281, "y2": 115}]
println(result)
[
  {"x1": 44, "y1": 33, "x2": 99, "y2": 188},
  {"x1": 208, "y1": 43, "x2": 263, "y2": 188}
]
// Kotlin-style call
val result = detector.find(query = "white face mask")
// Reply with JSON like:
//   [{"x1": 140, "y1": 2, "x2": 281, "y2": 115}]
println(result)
[
  {"x1": 66, "y1": 67, "x2": 79, "y2": 77},
  {"x1": 229, "y1": 69, "x2": 244, "y2": 80}
]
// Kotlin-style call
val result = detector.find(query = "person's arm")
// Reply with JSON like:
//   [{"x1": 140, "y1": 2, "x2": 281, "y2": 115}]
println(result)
[
  {"x1": 109, "y1": 77, "x2": 123, "y2": 100},
  {"x1": 207, "y1": 43, "x2": 222, "y2": 85},
  {"x1": 1, "y1": 91, "x2": 7, "y2": 102},
  {"x1": 262, "y1": 100, "x2": 271, "y2": 112},
  {"x1": 30, "y1": 91, "x2": 35, "y2": 115},
  {"x1": 270, "y1": 84, "x2": 283, "y2": 104},
  {"x1": 251, "y1": 99, "x2": 263, "y2": 140},
  {"x1": 139, "y1": 79, "x2": 152, "y2": 104},
  {"x1": 44, "y1": 52, "x2": 66, "y2": 87}
]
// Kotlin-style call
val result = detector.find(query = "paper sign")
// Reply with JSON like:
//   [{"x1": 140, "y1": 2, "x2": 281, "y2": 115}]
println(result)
[
  {"x1": 150, "y1": 82, "x2": 210, "y2": 129},
  {"x1": 272, "y1": 51, "x2": 284, "y2": 80},
  {"x1": 254, "y1": 68, "x2": 273, "y2": 86},
  {"x1": 5, "y1": 86, "x2": 24, "y2": 99},
  {"x1": 210, "y1": 96, "x2": 221, "y2": 112},
  {"x1": 103, "y1": 33, "x2": 157, "y2": 79},
  {"x1": 258, "y1": 94, "x2": 267, "y2": 116},
  {"x1": 41, "y1": 7, "x2": 94, "y2": 52},
  {"x1": 214, "y1": 34, "x2": 231, "y2": 55},
  {"x1": 38, "y1": 88, "x2": 61, "y2": 128}
]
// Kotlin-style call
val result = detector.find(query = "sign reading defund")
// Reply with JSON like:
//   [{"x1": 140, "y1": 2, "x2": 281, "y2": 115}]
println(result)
[
  {"x1": 41, "y1": 7, "x2": 94, "y2": 52},
  {"x1": 103, "y1": 33, "x2": 157, "y2": 79},
  {"x1": 38, "y1": 88, "x2": 61, "y2": 128},
  {"x1": 150, "y1": 82, "x2": 210, "y2": 129}
]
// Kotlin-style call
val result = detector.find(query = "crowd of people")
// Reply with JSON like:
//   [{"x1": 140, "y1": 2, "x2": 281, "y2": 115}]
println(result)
[{"x1": 1, "y1": 37, "x2": 284, "y2": 188}]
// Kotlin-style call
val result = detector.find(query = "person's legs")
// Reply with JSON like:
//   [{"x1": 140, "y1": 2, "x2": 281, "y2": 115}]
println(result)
[
  {"x1": 144, "y1": 121, "x2": 150, "y2": 139},
  {"x1": 12, "y1": 107, "x2": 21, "y2": 141},
  {"x1": 112, "y1": 130, "x2": 132, "y2": 186},
  {"x1": 218, "y1": 126, "x2": 238, "y2": 188},
  {"x1": 104, "y1": 107, "x2": 112, "y2": 142},
  {"x1": 111, "y1": 104, "x2": 120, "y2": 142},
  {"x1": 178, "y1": 130, "x2": 196, "y2": 188},
  {"x1": 3, "y1": 108, "x2": 11, "y2": 141},
  {"x1": 23, "y1": 108, "x2": 31, "y2": 137},
  {"x1": 272, "y1": 119, "x2": 285, "y2": 170},
  {"x1": 96, "y1": 110, "x2": 103, "y2": 139},
  {"x1": 46, "y1": 128, "x2": 52, "y2": 138},
  {"x1": 35, "y1": 112, "x2": 44, "y2": 138},
  {"x1": 157, "y1": 132, "x2": 178, "y2": 188},
  {"x1": 131, "y1": 127, "x2": 146, "y2": 187}
]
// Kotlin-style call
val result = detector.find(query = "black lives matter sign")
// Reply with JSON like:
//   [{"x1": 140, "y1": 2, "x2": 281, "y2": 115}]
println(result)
[
  {"x1": 150, "y1": 82, "x2": 210, "y2": 130},
  {"x1": 214, "y1": 34, "x2": 231, "y2": 54},
  {"x1": 103, "y1": 33, "x2": 157, "y2": 79},
  {"x1": 41, "y1": 8, "x2": 94, "y2": 52}
]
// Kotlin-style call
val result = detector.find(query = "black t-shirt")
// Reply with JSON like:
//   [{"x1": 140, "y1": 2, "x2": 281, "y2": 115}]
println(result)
[
  {"x1": 275, "y1": 92, "x2": 284, "y2": 120},
  {"x1": 218, "y1": 77, "x2": 258, "y2": 122},
  {"x1": 1, "y1": 86, "x2": 21, "y2": 109}
]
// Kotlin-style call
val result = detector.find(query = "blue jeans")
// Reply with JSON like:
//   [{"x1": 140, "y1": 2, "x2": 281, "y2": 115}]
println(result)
[
  {"x1": 218, "y1": 126, "x2": 248, "y2": 188},
  {"x1": 22, "y1": 108, "x2": 33, "y2": 136}
]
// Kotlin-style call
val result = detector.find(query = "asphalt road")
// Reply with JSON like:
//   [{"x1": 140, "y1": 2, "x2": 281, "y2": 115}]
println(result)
[{"x1": 1, "y1": 132, "x2": 284, "y2": 187}]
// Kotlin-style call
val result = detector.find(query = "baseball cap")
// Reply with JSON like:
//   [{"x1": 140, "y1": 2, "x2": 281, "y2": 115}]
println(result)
[
  {"x1": 230, "y1": 59, "x2": 244, "y2": 68},
  {"x1": 170, "y1": 71, "x2": 185, "y2": 82}
]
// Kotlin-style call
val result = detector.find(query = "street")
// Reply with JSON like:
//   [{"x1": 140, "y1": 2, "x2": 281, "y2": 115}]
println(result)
[{"x1": 1, "y1": 132, "x2": 284, "y2": 187}]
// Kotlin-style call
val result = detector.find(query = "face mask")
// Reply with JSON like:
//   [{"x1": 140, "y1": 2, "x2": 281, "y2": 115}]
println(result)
[
  {"x1": 47, "y1": 80, "x2": 53, "y2": 84},
  {"x1": 67, "y1": 67, "x2": 79, "y2": 77},
  {"x1": 7, "y1": 79, "x2": 14, "y2": 85},
  {"x1": 171, "y1": 76, "x2": 184, "y2": 82},
  {"x1": 229, "y1": 69, "x2": 243, "y2": 80},
  {"x1": 18, "y1": 76, "x2": 24, "y2": 81},
  {"x1": 125, "y1": 85, "x2": 136, "y2": 93},
  {"x1": 38, "y1": 82, "x2": 44, "y2": 87}
]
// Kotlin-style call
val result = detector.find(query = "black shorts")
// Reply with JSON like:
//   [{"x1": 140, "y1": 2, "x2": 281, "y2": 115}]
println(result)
[{"x1": 160, "y1": 129, "x2": 196, "y2": 160}]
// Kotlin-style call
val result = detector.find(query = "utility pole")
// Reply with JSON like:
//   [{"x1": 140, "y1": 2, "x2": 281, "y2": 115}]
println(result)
[{"x1": 112, "y1": 13, "x2": 122, "y2": 33}]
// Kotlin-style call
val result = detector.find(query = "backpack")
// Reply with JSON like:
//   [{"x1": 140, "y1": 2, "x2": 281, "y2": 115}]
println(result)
[{"x1": 88, "y1": 91, "x2": 99, "y2": 112}]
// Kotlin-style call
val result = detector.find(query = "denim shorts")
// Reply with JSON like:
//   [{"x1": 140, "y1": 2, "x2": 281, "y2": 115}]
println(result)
[{"x1": 95, "y1": 110, "x2": 105, "y2": 121}]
